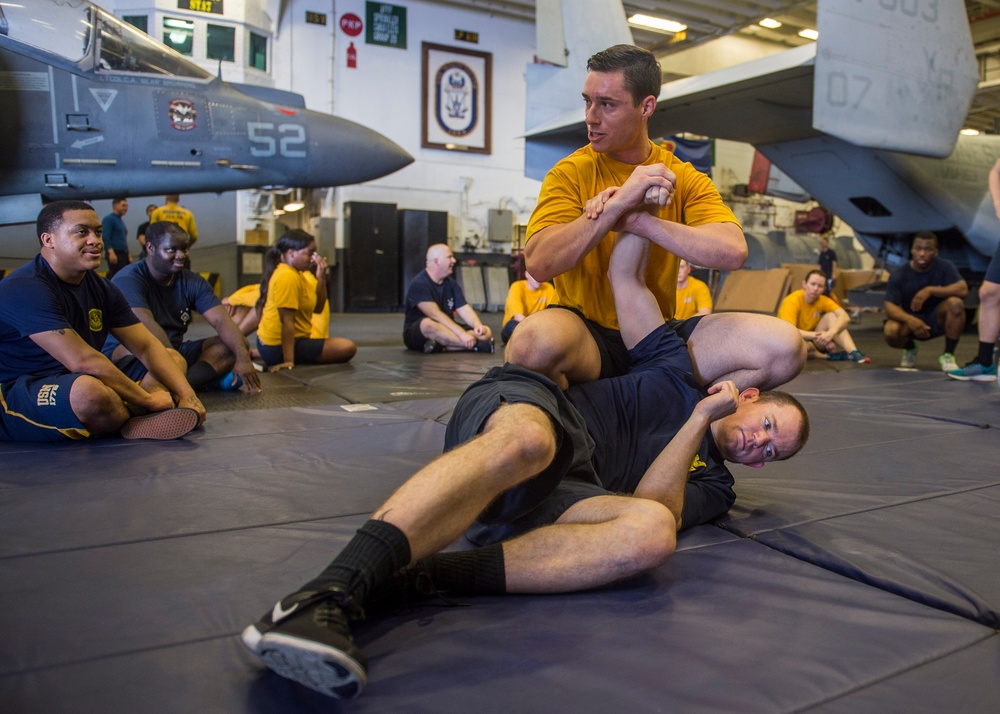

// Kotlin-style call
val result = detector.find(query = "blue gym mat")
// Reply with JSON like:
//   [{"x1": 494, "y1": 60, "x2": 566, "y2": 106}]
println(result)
[{"x1": 1, "y1": 361, "x2": 997, "y2": 712}]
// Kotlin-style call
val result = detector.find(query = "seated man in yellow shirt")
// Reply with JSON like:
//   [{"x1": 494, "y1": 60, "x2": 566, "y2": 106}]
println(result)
[
  {"x1": 674, "y1": 259, "x2": 712, "y2": 320},
  {"x1": 501, "y1": 272, "x2": 558, "y2": 344},
  {"x1": 778, "y1": 270, "x2": 869, "y2": 363}
]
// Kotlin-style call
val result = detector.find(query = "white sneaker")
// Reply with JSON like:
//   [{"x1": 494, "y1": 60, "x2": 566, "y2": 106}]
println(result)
[
  {"x1": 900, "y1": 348, "x2": 917, "y2": 369},
  {"x1": 939, "y1": 353, "x2": 959, "y2": 373}
]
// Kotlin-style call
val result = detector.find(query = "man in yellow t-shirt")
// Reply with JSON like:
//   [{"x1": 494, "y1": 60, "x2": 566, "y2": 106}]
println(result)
[
  {"x1": 674, "y1": 259, "x2": 712, "y2": 320},
  {"x1": 778, "y1": 270, "x2": 868, "y2": 363},
  {"x1": 501, "y1": 272, "x2": 558, "y2": 343},
  {"x1": 151, "y1": 194, "x2": 199, "y2": 247},
  {"x1": 507, "y1": 44, "x2": 804, "y2": 391}
]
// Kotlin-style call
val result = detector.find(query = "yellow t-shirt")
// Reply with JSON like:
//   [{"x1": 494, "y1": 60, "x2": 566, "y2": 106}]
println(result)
[
  {"x1": 526, "y1": 142, "x2": 740, "y2": 329},
  {"x1": 257, "y1": 263, "x2": 318, "y2": 345},
  {"x1": 777, "y1": 290, "x2": 840, "y2": 331},
  {"x1": 503, "y1": 280, "x2": 559, "y2": 325},
  {"x1": 227, "y1": 284, "x2": 259, "y2": 308},
  {"x1": 674, "y1": 276, "x2": 712, "y2": 320},
  {"x1": 227, "y1": 282, "x2": 330, "y2": 339},
  {"x1": 150, "y1": 203, "x2": 198, "y2": 243}
]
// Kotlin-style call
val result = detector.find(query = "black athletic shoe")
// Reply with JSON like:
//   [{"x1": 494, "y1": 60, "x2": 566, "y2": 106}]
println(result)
[
  {"x1": 423, "y1": 339, "x2": 443, "y2": 354},
  {"x1": 241, "y1": 589, "x2": 368, "y2": 700},
  {"x1": 473, "y1": 337, "x2": 495, "y2": 353}
]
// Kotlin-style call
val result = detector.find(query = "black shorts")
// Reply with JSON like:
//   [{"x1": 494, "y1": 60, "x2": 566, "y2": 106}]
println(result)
[
  {"x1": 403, "y1": 320, "x2": 428, "y2": 351},
  {"x1": 986, "y1": 239, "x2": 1000, "y2": 285},
  {"x1": 256, "y1": 338, "x2": 326, "y2": 366},
  {"x1": 444, "y1": 364, "x2": 608, "y2": 546},
  {"x1": 546, "y1": 304, "x2": 702, "y2": 378}
]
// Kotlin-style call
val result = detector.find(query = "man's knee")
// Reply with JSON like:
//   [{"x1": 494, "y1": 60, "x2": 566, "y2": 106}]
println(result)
[
  {"x1": 483, "y1": 403, "x2": 557, "y2": 472},
  {"x1": 69, "y1": 375, "x2": 126, "y2": 424},
  {"x1": 505, "y1": 310, "x2": 598, "y2": 385},
  {"x1": 980, "y1": 280, "x2": 1000, "y2": 307},
  {"x1": 616, "y1": 500, "x2": 677, "y2": 571}
]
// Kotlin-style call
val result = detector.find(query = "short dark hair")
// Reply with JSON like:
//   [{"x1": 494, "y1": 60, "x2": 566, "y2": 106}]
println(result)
[
  {"x1": 913, "y1": 231, "x2": 938, "y2": 248},
  {"x1": 112, "y1": 197, "x2": 127, "y2": 205},
  {"x1": 805, "y1": 269, "x2": 826, "y2": 283},
  {"x1": 755, "y1": 390, "x2": 810, "y2": 460},
  {"x1": 36, "y1": 200, "x2": 94, "y2": 244},
  {"x1": 586, "y1": 44, "x2": 661, "y2": 106},
  {"x1": 144, "y1": 221, "x2": 189, "y2": 249}
]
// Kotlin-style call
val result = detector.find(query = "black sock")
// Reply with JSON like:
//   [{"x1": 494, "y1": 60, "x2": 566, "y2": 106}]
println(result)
[
  {"x1": 421, "y1": 544, "x2": 506, "y2": 595},
  {"x1": 945, "y1": 337, "x2": 958, "y2": 355},
  {"x1": 185, "y1": 361, "x2": 219, "y2": 390},
  {"x1": 301, "y1": 520, "x2": 412, "y2": 606},
  {"x1": 976, "y1": 341, "x2": 995, "y2": 366},
  {"x1": 903, "y1": 339, "x2": 916, "y2": 350}
]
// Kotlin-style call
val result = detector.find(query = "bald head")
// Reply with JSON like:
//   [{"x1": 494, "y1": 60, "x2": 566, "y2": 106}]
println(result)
[{"x1": 425, "y1": 243, "x2": 456, "y2": 282}]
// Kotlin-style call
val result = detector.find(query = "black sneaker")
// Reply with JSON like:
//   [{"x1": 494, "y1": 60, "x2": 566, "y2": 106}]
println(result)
[
  {"x1": 423, "y1": 339, "x2": 443, "y2": 354},
  {"x1": 473, "y1": 337, "x2": 495, "y2": 353},
  {"x1": 241, "y1": 589, "x2": 368, "y2": 699}
]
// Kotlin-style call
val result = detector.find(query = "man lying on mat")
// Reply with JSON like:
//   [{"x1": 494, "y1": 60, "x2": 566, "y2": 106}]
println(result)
[{"x1": 241, "y1": 230, "x2": 810, "y2": 700}]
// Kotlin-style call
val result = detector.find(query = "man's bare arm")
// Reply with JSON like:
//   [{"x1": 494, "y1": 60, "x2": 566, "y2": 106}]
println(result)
[
  {"x1": 202, "y1": 304, "x2": 262, "y2": 393},
  {"x1": 114, "y1": 323, "x2": 205, "y2": 422},
  {"x1": 526, "y1": 164, "x2": 675, "y2": 281},
  {"x1": 30, "y1": 328, "x2": 172, "y2": 412},
  {"x1": 632, "y1": 383, "x2": 739, "y2": 527},
  {"x1": 127, "y1": 306, "x2": 172, "y2": 349}
]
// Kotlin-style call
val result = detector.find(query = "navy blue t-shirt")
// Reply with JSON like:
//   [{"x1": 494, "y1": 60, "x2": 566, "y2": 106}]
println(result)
[
  {"x1": 106, "y1": 261, "x2": 221, "y2": 351},
  {"x1": 403, "y1": 271, "x2": 468, "y2": 330},
  {"x1": 0, "y1": 255, "x2": 139, "y2": 382},
  {"x1": 568, "y1": 324, "x2": 735, "y2": 530},
  {"x1": 884, "y1": 258, "x2": 963, "y2": 315}
]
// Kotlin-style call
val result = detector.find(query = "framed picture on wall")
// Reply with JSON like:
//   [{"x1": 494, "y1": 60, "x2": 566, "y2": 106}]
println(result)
[{"x1": 422, "y1": 42, "x2": 492, "y2": 154}]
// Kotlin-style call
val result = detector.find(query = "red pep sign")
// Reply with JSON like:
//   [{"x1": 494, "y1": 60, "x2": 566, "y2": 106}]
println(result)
[{"x1": 340, "y1": 13, "x2": 363, "y2": 36}]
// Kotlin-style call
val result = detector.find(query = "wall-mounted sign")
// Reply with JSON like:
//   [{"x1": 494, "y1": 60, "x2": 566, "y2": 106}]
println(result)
[
  {"x1": 366, "y1": 2, "x2": 406, "y2": 49},
  {"x1": 178, "y1": 0, "x2": 222, "y2": 14},
  {"x1": 306, "y1": 11, "x2": 327, "y2": 26},
  {"x1": 340, "y1": 12, "x2": 363, "y2": 36},
  {"x1": 454, "y1": 30, "x2": 478, "y2": 44}
]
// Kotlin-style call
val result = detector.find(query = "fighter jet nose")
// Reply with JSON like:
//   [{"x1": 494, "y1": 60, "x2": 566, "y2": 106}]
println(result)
[{"x1": 306, "y1": 112, "x2": 413, "y2": 186}]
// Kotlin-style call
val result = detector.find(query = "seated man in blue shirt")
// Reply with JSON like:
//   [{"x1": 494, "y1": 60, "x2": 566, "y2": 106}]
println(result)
[
  {"x1": 402, "y1": 243, "x2": 494, "y2": 353},
  {"x1": 105, "y1": 222, "x2": 261, "y2": 393},
  {"x1": 241, "y1": 230, "x2": 810, "y2": 701},
  {"x1": 0, "y1": 201, "x2": 204, "y2": 441}
]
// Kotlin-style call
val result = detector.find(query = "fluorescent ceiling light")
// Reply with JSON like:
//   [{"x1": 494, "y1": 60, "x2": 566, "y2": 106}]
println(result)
[
  {"x1": 628, "y1": 14, "x2": 687, "y2": 34},
  {"x1": 960, "y1": 128, "x2": 981, "y2": 136},
  {"x1": 798, "y1": 28, "x2": 819, "y2": 40},
  {"x1": 282, "y1": 201, "x2": 305, "y2": 212},
  {"x1": 758, "y1": 18, "x2": 782, "y2": 29}
]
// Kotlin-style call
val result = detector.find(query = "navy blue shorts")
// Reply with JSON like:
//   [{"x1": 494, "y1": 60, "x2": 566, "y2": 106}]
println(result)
[
  {"x1": 256, "y1": 337, "x2": 326, "y2": 366},
  {"x1": 985, "y1": 239, "x2": 1000, "y2": 285},
  {"x1": 0, "y1": 373, "x2": 90, "y2": 441},
  {"x1": 909, "y1": 303, "x2": 946, "y2": 339},
  {"x1": 177, "y1": 339, "x2": 207, "y2": 367},
  {"x1": 546, "y1": 304, "x2": 701, "y2": 378}
]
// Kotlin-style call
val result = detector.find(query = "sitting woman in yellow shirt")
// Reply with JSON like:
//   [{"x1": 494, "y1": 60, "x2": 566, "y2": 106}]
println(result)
[
  {"x1": 225, "y1": 279, "x2": 330, "y2": 339},
  {"x1": 255, "y1": 230, "x2": 356, "y2": 371}
]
